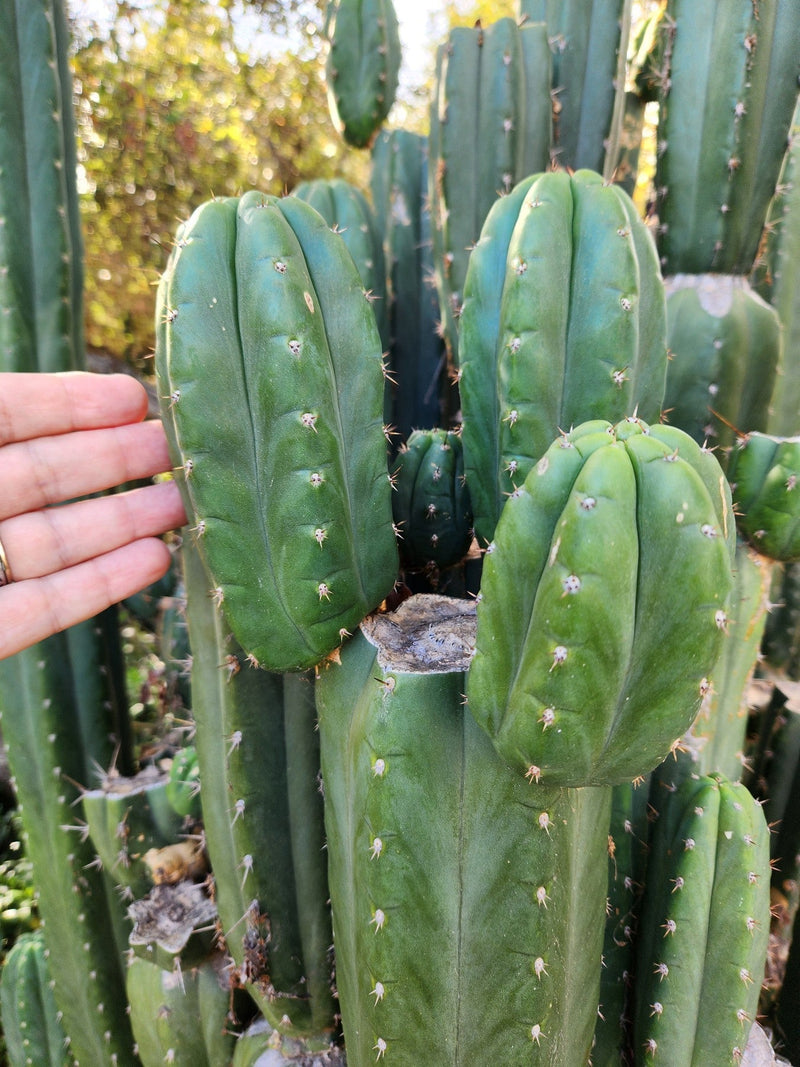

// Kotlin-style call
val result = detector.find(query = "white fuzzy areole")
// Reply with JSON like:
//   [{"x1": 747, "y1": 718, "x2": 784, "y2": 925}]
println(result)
[{"x1": 360, "y1": 594, "x2": 476, "y2": 673}]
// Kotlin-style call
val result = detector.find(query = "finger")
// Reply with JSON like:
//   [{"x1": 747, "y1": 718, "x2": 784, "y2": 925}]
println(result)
[
  {"x1": 0, "y1": 372, "x2": 150, "y2": 447},
  {"x1": 0, "y1": 538, "x2": 173, "y2": 661},
  {"x1": 0, "y1": 419, "x2": 175, "y2": 520},
  {"x1": 0, "y1": 481, "x2": 187, "y2": 581}
]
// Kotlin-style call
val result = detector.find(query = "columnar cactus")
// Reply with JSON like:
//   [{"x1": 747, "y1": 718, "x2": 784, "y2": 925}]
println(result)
[
  {"x1": 458, "y1": 169, "x2": 668, "y2": 545},
  {"x1": 323, "y1": 0, "x2": 401, "y2": 149},
  {"x1": 652, "y1": 0, "x2": 800, "y2": 276},
  {"x1": 370, "y1": 129, "x2": 445, "y2": 438},
  {"x1": 467, "y1": 417, "x2": 736, "y2": 787},
  {"x1": 517, "y1": 0, "x2": 632, "y2": 176},
  {"x1": 0, "y1": 931, "x2": 70, "y2": 1067},
  {"x1": 662, "y1": 276, "x2": 781, "y2": 461},
  {"x1": 390, "y1": 428, "x2": 473, "y2": 573},
  {"x1": 316, "y1": 595, "x2": 612, "y2": 1066},
  {"x1": 155, "y1": 190, "x2": 398, "y2": 672},
  {"x1": 728, "y1": 432, "x2": 800, "y2": 562},
  {"x1": 291, "y1": 177, "x2": 389, "y2": 350},
  {"x1": 633, "y1": 773, "x2": 771, "y2": 1064},
  {"x1": 182, "y1": 540, "x2": 337, "y2": 1041},
  {"x1": 428, "y1": 17, "x2": 552, "y2": 361}
]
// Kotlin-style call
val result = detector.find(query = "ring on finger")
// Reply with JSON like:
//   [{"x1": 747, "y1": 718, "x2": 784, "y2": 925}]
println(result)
[{"x1": 0, "y1": 533, "x2": 13, "y2": 586}]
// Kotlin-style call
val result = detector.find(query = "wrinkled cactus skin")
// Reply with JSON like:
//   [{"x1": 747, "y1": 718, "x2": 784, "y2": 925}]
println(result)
[
  {"x1": 633, "y1": 773, "x2": 770, "y2": 1065},
  {"x1": 156, "y1": 190, "x2": 398, "y2": 671},
  {"x1": 317, "y1": 595, "x2": 611, "y2": 1066},
  {"x1": 467, "y1": 417, "x2": 735, "y2": 787},
  {"x1": 390, "y1": 428, "x2": 473, "y2": 572},
  {"x1": 728, "y1": 432, "x2": 800, "y2": 562},
  {"x1": 459, "y1": 169, "x2": 668, "y2": 546},
  {"x1": 324, "y1": 0, "x2": 401, "y2": 149}
]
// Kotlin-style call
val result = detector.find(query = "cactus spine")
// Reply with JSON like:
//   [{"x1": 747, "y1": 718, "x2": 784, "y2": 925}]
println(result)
[{"x1": 0, "y1": 931, "x2": 70, "y2": 1067}]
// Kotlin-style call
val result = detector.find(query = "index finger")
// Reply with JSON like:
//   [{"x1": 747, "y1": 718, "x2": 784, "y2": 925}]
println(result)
[{"x1": 0, "y1": 372, "x2": 150, "y2": 446}]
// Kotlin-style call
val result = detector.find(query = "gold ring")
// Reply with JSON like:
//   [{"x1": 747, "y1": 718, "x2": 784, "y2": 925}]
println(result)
[{"x1": 0, "y1": 534, "x2": 13, "y2": 586}]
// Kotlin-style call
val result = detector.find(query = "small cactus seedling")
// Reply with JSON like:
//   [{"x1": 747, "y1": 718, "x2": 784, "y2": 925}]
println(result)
[
  {"x1": 633, "y1": 773, "x2": 770, "y2": 1065},
  {"x1": 467, "y1": 417, "x2": 735, "y2": 787},
  {"x1": 390, "y1": 428, "x2": 473, "y2": 572},
  {"x1": 458, "y1": 169, "x2": 668, "y2": 545},
  {"x1": 317, "y1": 595, "x2": 611, "y2": 1066},
  {"x1": 727, "y1": 432, "x2": 800, "y2": 562},
  {"x1": 156, "y1": 191, "x2": 398, "y2": 671},
  {"x1": 323, "y1": 0, "x2": 401, "y2": 149}
]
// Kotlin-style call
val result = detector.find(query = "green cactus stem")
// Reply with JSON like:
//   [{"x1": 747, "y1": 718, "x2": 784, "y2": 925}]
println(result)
[
  {"x1": 390, "y1": 428, "x2": 473, "y2": 573},
  {"x1": 0, "y1": 931, "x2": 70, "y2": 1067},
  {"x1": 292, "y1": 177, "x2": 389, "y2": 351},
  {"x1": 662, "y1": 274, "x2": 781, "y2": 465},
  {"x1": 458, "y1": 169, "x2": 668, "y2": 546},
  {"x1": 652, "y1": 0, "x2": 800, "y2": 275},
  {"x1": 317, "y1": 594, "x2": 611, "y2": 1065},
  {"x1": 517, "y1": 0, "x2": 632, "y2": 177},
  {"x1": 155, "y1": 190, "x2": 398, "y2": 672},
  {"x1": 633, "y1": 773, "x2": 770, "y2": 1065},
  {"x1": 428, "y1": 17, "x2": 552, "y2": 362},
  {"x1": 182, "y1": 539, "x2": 337, "y2": 1040},
  {"x1": 467, "y1": 417, "x2": 735, "y2": 787},
  {"x1": 125, "y1": 954, "x2": 236, "y2": 1067},
  {"x1": 323, "y1": 0, "x2": 401, "y2": 149},
  {"x1": 370, "y1": 128, "x2": 445, "y2": 438},
  {"x1": 753, "y1": 99, "x2": 800, "y2": 439},
  {"x1": 727, "y1": 432, "x2": 800, "y2": 562}
]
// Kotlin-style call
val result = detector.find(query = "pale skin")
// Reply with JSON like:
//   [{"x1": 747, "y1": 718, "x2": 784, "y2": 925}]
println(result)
[{"x1": 0, "y1": 372, "x2": 187, "y2": 660}]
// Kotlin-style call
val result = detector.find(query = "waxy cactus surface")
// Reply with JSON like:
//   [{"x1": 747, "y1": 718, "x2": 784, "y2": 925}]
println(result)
[
  {"x1": 467, "y1": 417, "x2": 736, "y2": 787},
  {"x1": 156, "y1": 190, "x2": 398, "y2": 671},
  {"x1": 459, "y1": 169, "x2": 668, "y2": 545},
  {"x1": 728, "y1": 432, "x2": 800, "y2": 562}
]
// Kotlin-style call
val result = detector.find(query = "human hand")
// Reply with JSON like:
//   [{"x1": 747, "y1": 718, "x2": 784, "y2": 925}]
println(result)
[{"x1": 0, "y1": 372, "x2": 187, "y2": 660}]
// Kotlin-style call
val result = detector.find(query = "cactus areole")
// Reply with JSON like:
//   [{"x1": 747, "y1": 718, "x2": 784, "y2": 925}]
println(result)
[
  {"x1": 156, "y1": 191, "x2": 398, "y2": 671},
  {"x1": 467, "y1": 417, "x2": 736, "y2": 787}
]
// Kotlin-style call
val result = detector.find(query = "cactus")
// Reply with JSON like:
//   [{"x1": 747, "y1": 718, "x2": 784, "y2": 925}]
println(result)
[
  {"x1": 467, "y1": 417, "x2": 735, "y2": 787},
  {"x1": 753, "y1": 99, "x2": 800, "y2": 438},
  {"x1": 662, "y1": 275, "x2": 781, "y2": 463},
  {"x1": 0, "y1": 931, "x2": 70, "y2": 1067},
  {"x1": 182, "y1": 539, "x2": 337, "y2": 1042},
  {"x1": 390, "y1": 428, "x2": 473, "y2": 573},
  {"x1": 633, "y1": 773, "x2": 771, "y2": 1064},
  {"x1": 317, "y1": 594, "x2": 612, "y2": 1066},
  {"x1": 370, "y1": 129, "x2": 445, "y2": 438},
  {"x1": 291, "y1": 178, "x2": 389, "y2": 351},
  {"x1": 428, "y1": 17, "x2": 552, "y2": 362},
  {"x1": 517, "y1": 0, "x2": 632, "y2": 176},
  {"x1": 727, "y1": 432, "x2": 800, "y2": 562},
  {"x1": 458, "y1": 169, "x2": 668, "y2": 545},
  {"x1": 125, "y1": 954, "x2": 236, "y2": 1067},
  {"x1": 155, "y1": 190, "x2": 398, "y2": 671},
  {"x1": 323, "y1": 0, "x2": 401, "y2": 149},
  {"x1": 651, "y1": 0, "x2": 800, "y2": 276}
]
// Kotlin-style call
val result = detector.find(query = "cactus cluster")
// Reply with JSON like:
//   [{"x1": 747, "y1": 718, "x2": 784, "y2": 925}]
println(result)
[{"x1": 3, "y1": 1, "x2": 800, "y2": 1064}]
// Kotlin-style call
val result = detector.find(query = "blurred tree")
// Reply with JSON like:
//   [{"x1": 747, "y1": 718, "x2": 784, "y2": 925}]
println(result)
[{"x1": 71, "y1": 0, "x2": 360, "y2": 362}]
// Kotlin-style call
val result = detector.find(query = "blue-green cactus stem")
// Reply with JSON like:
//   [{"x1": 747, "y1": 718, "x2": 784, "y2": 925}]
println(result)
[
  {"x1": 653, "y1": 0, "x2": 800, "y2": 275},
  {"x1": 428, "y1": 17, "x2": 552, "y2": 362},
  {"x1": 459, "y1": 169, "x2": 668, "y2": 545},
  {"x1": 291, "y1": 177, "x2": 389, "y2": 351},
  {"x1": 727, "y1": 432, "x2": 800, "y2": 562},
  {"x1": 0, "y1": 931, "x2": 70, "y2": 1067},
  {"x1": 182, "y1": 540, "x2": 336, "y2": 1039},
  {"x1": 662, "y1": 275, "x2": 781, "y2": 465},
  {"x1": 317, "y1": 595, "x2": 611, "y2": 1065},
  {"x1": 370, "y1": 129, "x2": 445, "y2": 438},
  {"x1": 155, "y1": 191, "x2": 398, "y2": 671},
  {"x1": 467, "y1": 417, "x2": 735, "y2": 787},
  {"x1": 323, "y1": 0, "x2": 401, "y2": 149},
  {"x1": 633, "y1": 773, "x2": 770, "y2": 1064}
]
